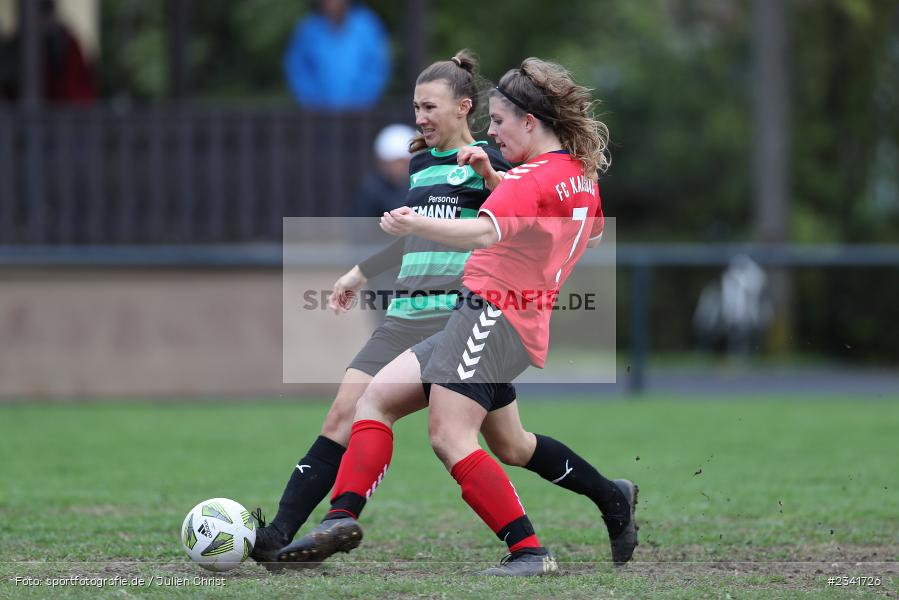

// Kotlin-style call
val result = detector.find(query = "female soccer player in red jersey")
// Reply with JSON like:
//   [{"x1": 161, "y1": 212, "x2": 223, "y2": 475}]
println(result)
[
  {"x1": 253, "y1": 53, "x2": 635, "y2": 572},
  {"x1": 278, "y1": 58, "x2": 638, "y2": 576}
]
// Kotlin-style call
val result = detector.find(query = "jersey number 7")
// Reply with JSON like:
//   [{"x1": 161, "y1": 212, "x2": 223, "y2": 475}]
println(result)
[{"x1": 555, "y1": 206, "x2": 589, "y2": 283}]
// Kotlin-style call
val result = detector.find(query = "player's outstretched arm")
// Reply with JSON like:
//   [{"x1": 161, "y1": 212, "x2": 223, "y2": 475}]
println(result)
[{"x1": 380, "y1": 207, "x2": 499, "y2": 250}]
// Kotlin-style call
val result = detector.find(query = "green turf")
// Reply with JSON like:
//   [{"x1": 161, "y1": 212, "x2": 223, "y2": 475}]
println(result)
[{"x1": 1, "y1": 397, "x2": 897, "y2": 598}]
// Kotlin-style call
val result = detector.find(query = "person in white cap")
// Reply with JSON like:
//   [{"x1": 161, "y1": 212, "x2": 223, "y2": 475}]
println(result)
[{"x1": 355, "y1": 124, "x2": 418, "y2": 217}]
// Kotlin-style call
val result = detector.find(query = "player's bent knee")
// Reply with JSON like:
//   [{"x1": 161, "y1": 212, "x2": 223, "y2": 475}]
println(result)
[
  {"x1": 353, "y1": 384, "x2": 398, "y2": 424},
  {"x1": 320, "y1": 404, "x2": 354, "y2": 445},
  {"x1": 491, "y1": 444, "x2": 530, "y2": 467},
  {"x1": 428, "y1": 434, "x2": 453, "y2": 466},
  {"x1": 428, "y1": 417, "x2": 462, "y2": 465},
  {"x1": 427, "y1": 419, "x2": 447, "y2": 453},
  {"x1": 320, "y1": 388, "x2": 363, "y2": 443},
  {"x1": 485, "y1": 428, "x2": 536, "y2": 467}
]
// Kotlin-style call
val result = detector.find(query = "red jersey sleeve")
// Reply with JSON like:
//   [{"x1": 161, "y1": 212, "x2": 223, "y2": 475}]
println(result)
[
  {"x1": 477, "y1": 173, "x2": 540, "y2": 242},
  {"x1": 589, "y1": 205, "x2": 605, "y2": 242}
]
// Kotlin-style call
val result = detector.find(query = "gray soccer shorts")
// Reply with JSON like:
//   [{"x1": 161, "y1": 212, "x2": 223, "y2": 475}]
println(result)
[
  {"x1": 347, "y1": 316, "x2": 447, "y2": 376},
  {"x1": 411, "y1": 291, "x2": 531, "y2": 412}
]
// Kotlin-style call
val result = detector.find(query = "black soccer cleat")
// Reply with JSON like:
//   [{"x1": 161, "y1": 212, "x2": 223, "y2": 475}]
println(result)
[
  {"x1": 247, "y1": 508, "x2": 291, "y2": 571},
  {"x1": 276, "y1": 517, "x2": 363, "y2": 566},
  {"x1": 606, "y1": 479, "x2": 639, "y2": 566},
  {"x1": 479, "y1": 547, "x2": 560, "y2": 577}
]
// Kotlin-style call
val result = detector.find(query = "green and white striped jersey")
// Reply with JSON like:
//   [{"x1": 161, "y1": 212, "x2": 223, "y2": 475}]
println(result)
[{"x1": 389, "y1": 142, "x2": 510, "y2": 319}]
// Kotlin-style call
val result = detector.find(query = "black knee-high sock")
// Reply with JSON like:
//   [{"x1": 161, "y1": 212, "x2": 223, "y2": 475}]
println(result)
[
  {"x1": 271, "y1": 435, "x2": 346, "y2": 539},
  {"x1": 524, "y1": 434, "x2": 630, "y2": 536}
]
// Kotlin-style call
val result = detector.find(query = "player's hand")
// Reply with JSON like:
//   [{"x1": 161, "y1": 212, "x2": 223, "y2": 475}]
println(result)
[
  {"x1": 329, "y1": 265, "x2": 367, "y2": 314},
  {"x1": 380, "y1": 206, "x2": 420, "y2": 237},
  {"x1": 457, "y1": 145, "x2": 494, "y2": 178},
  {"x1": 457, "y1": 146, "x2": 503, "y2": 190}
]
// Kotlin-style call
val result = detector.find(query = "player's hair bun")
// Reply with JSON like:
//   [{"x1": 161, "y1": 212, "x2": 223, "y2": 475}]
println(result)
[{"x1": 451, "y1": 50, "x2": 477, "y2": 75}]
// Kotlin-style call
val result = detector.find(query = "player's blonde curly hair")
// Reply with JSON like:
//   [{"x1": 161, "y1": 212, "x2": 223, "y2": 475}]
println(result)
[{"x1": 493, "y1": 58, "x2": 610, "y2": 178}]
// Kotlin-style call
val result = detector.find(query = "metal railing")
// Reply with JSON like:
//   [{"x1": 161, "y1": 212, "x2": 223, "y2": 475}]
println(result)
[
  {"x1": 617, "y1": 244, "x2": 899, "y2": 393},
  {"x1": 3, "y1": 242, "x2": 897, "y2": 393},
  {"x1": 0, "y1": 105, "x2": 410, "y2": 244}
]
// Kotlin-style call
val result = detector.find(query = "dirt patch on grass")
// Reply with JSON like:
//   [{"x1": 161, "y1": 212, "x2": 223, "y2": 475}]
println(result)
[
  {"x1": 5, "y1": 546, "x2": 896, "y2": 596},
  {"x1": 637, "y1": 542, "x2": 897, "y2": 564}
]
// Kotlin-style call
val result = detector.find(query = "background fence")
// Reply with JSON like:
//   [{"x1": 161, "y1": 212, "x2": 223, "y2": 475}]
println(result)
[
  {"x1": 0, "y1": 106, "x2": 407, "y2": 244},
  {"x1": 3, "y1": 238, "x2": 898, "y2": 398},
  {"x1": 1, "y1": 107, "x2": 897, "y2": 399}
]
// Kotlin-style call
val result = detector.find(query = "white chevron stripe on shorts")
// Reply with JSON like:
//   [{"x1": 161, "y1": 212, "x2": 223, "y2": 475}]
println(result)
[{"x1": 456, "y1": 306, "x2": 502, "y2": 380}]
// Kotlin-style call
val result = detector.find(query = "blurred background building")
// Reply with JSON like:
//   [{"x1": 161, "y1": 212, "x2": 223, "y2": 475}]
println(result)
[{"x1": 1, "y1": 0, "x2": 898, "y2": 399}]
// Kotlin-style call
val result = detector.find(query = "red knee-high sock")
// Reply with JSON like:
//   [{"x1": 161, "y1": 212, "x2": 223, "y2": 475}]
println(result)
[
  {"x1": 326, "y1": 419, "x2": 393, "y2": 520},
  {"x1": 451, "y1": 449, "x2": 541, "y2": 552}
]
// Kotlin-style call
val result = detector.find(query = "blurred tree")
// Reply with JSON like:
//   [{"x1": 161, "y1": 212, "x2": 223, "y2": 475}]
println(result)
[
  {"x1": 96, "y1": 0, "x2": 899, "y2": 240},
  {"x1": 90, "y1": 0, "x2": 899, "y2": 360},
  {"x1": 789, "y1": 1, "x2": 899, "y2": 362},
  {"x1": 100, "y1": 0, "x2": 166, "y2": 102},
  {"x1": 430, "y1": 0, "x2": 754, "y2": 241},
  {"x1": 791, "y1": 0, "x2": 899, "y2": 243}
]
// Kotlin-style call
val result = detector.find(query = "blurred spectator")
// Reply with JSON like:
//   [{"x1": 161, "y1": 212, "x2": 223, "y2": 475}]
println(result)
[
  {"x1": 39, "y1": 0, "x2": 97, "y2": 103},
  {"x1": 283, "y1": 0, "x2": 390, "y2": 110},
  {"x1": 693, "y1": 255, "x2": 773, "y2": 355},
  {"x1": 0, "y1": 0, "x2": 97, "y2": 104},
  {"x1": 355, "y1": 124, "x2": 416, "y2": 217},
  {"x1": 0, "y1": 35, "x2": 15, "y2": 101}
]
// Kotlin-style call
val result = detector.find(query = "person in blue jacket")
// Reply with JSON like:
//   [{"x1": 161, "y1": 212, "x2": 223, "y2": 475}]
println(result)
[{"x1": 283, "y1": 0, "x2": 391, "y2": 110}]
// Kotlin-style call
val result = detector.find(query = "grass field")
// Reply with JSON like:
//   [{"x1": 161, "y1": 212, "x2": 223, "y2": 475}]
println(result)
[{"x1": 1, "y1": 396, "x2": 897, "y2": 599}]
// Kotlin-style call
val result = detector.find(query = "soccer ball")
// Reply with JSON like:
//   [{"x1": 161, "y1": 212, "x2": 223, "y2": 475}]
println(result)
[{"x1": 180, "y1": 498, "x2": 256, "y2": 572}]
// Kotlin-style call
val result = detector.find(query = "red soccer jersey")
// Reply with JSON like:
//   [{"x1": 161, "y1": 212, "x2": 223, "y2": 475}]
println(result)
[{"x1": 463, "y1": 151, "x2": 604, "y2": 367}]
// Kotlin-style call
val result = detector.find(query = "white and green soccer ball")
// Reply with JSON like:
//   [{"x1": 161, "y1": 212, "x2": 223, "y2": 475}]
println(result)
[{"x1": 181, "y1": 498, "x2": 256, "y2": 572}]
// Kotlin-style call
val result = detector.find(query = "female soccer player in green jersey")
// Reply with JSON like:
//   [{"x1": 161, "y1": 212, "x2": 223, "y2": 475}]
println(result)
[{"x1": 254, "y1": 53, "x2": 635, "y2": 573}]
